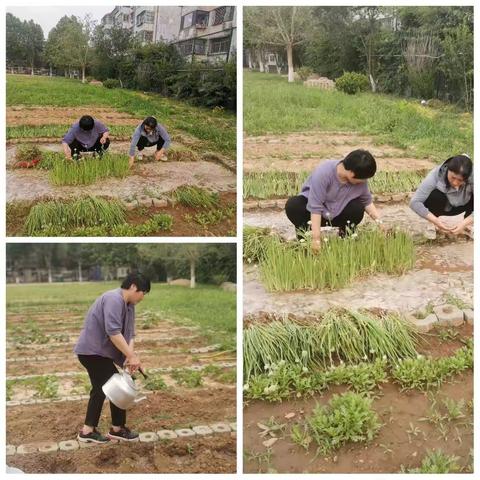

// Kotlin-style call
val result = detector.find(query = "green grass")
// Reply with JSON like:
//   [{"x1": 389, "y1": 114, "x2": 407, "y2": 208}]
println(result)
[
  {"x1": 403, "y1": 450, "x2": 461, "y2": 473},
  {"x1": 258, "y1": 228, "x2": 415, "y2": 292},
  {"x1": 7, "y1": 75, "x2": 235, "y2": 157},
  {"x1": 6, "y1": 282, "x2": 236, "y2": 347},
  {"x1": 24, "y1": 196, "x2": 126, "y2": 236},
  {"x1": 244, "y1": 308, "x2": 420, "y2": 379},
  {"x1": 244, "y1": 71, "x2": 472, "y2": 162},
  {"x1": 48, "y1": 152, "x2": 130, "y2": 186},
  {"x1": 244, "y1": 170, "x2": 428, "y2": 199},
  {"x1": 7, "y1": 124, "x2": 134, "y2": 140}
]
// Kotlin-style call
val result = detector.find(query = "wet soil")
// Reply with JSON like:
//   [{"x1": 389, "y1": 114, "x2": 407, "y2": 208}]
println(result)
[
  {"x1": 7, "y1": 192, "x2": 237, "y2": 237},
  {"x1": 244, "y1": 132, "x2": 436, "y2": 173}
]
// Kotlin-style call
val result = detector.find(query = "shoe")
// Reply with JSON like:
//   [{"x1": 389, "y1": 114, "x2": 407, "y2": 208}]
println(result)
[
  {"x1": 77, "y1": 428, "x2": 110, "y2": 444},
  {"x1": 107, "y1": 426, "x2": 139, "y2": 442}
]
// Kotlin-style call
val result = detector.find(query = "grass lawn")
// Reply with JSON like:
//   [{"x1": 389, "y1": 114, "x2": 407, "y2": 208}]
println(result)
[
  {"x1": 244, "y1": 71, "x2": 472, "y2": 163},
  {"x1": 6, "y1": 282, "x2": 236, "y2": 345},
  {"x1": 7, "y1": 74, "x2": 236, "y2": 157}
]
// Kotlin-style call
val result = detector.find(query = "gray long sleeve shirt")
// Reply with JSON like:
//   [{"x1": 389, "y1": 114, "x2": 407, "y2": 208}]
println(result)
[
  {"x1": 409, "y1": 161, "x2": 474, "y2": 218},
  {"x1": 62, "y1": 120, "x2": 109, "y2": 148},
  {"x1": 129, "y1": 123, "x2": 171, "y2": 156},
  {"x1": 300, "y1": 160, "x2": 373, "y2": 219},
  {"x1": 74, "y1": 288, "x2": 135, "y2": 367}
]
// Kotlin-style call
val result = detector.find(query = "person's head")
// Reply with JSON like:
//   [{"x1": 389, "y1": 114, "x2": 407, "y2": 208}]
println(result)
[
  {"x1": 79, "y1": 115, "x2": 95, "y2": 131},
  {"x1": 121, "y1": 272, "x2": 151, "y2": 305},
  {"x1": 341, "y1": 149, "x2": 377, "y2": 184},
  {"x1": 142, "y1": 116, "x2": 158, "y2": 134},
  {"x1": 444, "y1": 155, "x2": 472, "y2": 190}
]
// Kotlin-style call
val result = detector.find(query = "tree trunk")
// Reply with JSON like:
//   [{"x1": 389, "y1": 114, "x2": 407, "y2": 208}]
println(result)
[
  {"x1": 49, "y1": 65, "x2": 53, "y2": 77},
  {"x1": 247, "y1": 50, "x2": 253, "y2": 70},
  {"x1": 78, "y1": 262, "x2": 83, "y2": 282},
  {"x1": 256, "y1": 50, "x2": 265, "y2": 73},
  {"x1": 190, "y1": 259, "x2": 196, "y2": 289},
  {"x1": 47, "y1": 266, "x2": 52, "y2": 283},
  {"x1": 287, "y1": 42, "x2": 294, "y2": 83},
  {"x1": 31, "y1": 60, "x2": 34, "y2": 76},
  {"x1": 82, "y1": 66, "x2": 86, "y2": 83}
]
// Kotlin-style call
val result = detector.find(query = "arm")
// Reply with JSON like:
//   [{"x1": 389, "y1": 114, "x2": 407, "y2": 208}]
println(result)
[
  {"x1": 128, "y1": 126, "x2": 142, "y2": 160},
  {"x1": 62, "y1": 142, "x2": 72, "y2": 160},
  {"x1": 311, "y1": 213, "x2": 322, "y2": 251},
  {"x1": 97, "y1": 121, "x2": 109, "y2": 144},
  {"x1": 157, "y1": 124, "x2": 171, "y2": 150},
  {"x1": 109, "y1": 334, "x2": 140, "y2": 371},
  {"x1": 62, "y1": 126, "x2": 75, "y2": 159},
  {"x1": 409, "y1": 168, "x2": 439, "y2": 220}
]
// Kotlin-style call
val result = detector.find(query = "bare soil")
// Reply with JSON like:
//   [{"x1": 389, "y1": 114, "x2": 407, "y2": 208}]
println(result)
[
  {"x1": 243, "y1": 325, "x2": 473, "y2": 473},
  {"x1": 244, "y1": 132, "x2": 436, "y2": 173},
  {"x1": 7, "y1": 106, "x2": 140, "y2": 127}
]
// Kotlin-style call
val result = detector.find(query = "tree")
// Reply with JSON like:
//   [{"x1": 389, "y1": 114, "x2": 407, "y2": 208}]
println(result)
[{"x1": 244, "y1": 6, "x2": 314, "y2": 82}]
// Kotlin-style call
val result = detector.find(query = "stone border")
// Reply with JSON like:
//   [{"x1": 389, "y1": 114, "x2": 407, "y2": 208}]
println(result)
[
  {"x1": 7, "y1": 421, "x2": 236, "y2": 456},
  {"x1": 244, "y1": 193, "x2": 414, "y2": 211},
  {"x1": 408, "y1": 305, "x2": 473, "y2": 332}
]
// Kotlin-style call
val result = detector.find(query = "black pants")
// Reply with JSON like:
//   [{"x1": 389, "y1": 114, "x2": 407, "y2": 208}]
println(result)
[
  {"x1": 69, "y1": 136, "x2": 110, "y2": 156},
  {"x1": 136, "y1": 135, "x2": 165, "y2": 151},
  {"x1": 78, "y1": 354, "x2": 126, "y2": 428},
  {"x1": 424, "y1": 189, "x2": 473, "y2": 218},
  {"x1": 285, "y1": 195, "x2": 365, "y2": 239}
]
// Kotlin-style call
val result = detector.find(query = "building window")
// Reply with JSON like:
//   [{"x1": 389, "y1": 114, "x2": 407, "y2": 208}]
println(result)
[
  {"x1": 209, "y1": 36, "x2": 230, "y2": 55},
  {"x1": 182, "y1": 12, "x2": 194, "y2": 29},
  {"x1": 194, "y1": 39, "x2": 207, "y2": 55},
  {"x1": 181, "y1": 10, "x2": 209, "y2": 30},
  {"x1": 177, "y1": 40, "x2": 194, "y2": 56},
  {"x1": 195, "y1": 11, "x2": 209, "y2": 28},
  {"x1": 137, "y1": 10, "x2": 154, "y2": 27},
  {"x1": 143, "y1": 31, "x2": 153, "y2": 43},
  {"x1": 213, "y1": 6, "x2": 234, "y2": 25},
  {"x1": 123, "y1": 14, "x2": 129, "y2": 22}
]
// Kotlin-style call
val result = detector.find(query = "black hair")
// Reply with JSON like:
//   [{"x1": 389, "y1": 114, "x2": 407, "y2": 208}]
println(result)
[
  {"x1": 444, "y1": 155, "x2": 472, "y2": 186},
  {"x1": 79, "y1": 115, "x2": 95, "y2": 131},
  {"x1": 121, "y1": 272, "x2": 151, "y2": 293},
  {"x1": 142, "y1": 116, "x2": 158, "y2": 130},
  {"x1": 342, "y1": 149, "x2": 377, "y2": 179}
]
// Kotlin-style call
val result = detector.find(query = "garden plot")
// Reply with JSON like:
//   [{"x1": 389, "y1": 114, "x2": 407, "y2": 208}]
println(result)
[
  {"x1": 243, "y1": 310, "x2": 473, "y2": 474},
  {"x1": 6, "y1": 75, "x2": 236, "y2": 237},
  {"x1": 6, "y1": 284, "x2": 236, "y2": 473},
  {"x1": 244, "y1": 131, "x2": 436, "y2": 173}
]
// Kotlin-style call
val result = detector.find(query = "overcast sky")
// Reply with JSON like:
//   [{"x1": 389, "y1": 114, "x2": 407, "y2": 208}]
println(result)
[{"x1": 6, "y1": 6, "x2": 114, "y2": 36}]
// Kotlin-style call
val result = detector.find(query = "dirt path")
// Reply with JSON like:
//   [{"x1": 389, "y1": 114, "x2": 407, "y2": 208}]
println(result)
[
  {"x1": 6, "y1": 161, "x2": 236, "y2": 202},
  {"x1": 244, "y1": 132, "x2": 436, "y2": 173},
  {"x1": 7, "y1": 106, "x2": 140, "y2": 127}
]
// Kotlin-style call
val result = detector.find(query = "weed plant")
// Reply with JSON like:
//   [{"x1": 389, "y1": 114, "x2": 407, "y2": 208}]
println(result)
[
  {"x1": 24, "y1": 197, "x2": 126, "y2": 236},
  {"x1": 303, "y1": 392, "x2": 381, "y2": 453},
  {"x1": 15, "y1": 144, "x2": 42, "y2": 162},
  {"x1": 172, "y1": 368, "x2": 203, "y2": 388},
  {"x1": 143, "y1": 374, "x2": 168, "y2": 391},
  {"x1": 187, "y1": 205, "x2": 235, "y2": 227},
  {"x1": 243, "y1": 226, "x2": 272, "y2": 263},
  {"x1": 391, "y1": 342, "x2": 473, "y2": 390},
  {"x1": 34, "y1": 375, "x2": 59, "y2": 399},
  {"x1": 259, "y1": 228, "x2": 415, "y2": 291},
  {"x1": 403, "y1": 450, "x2": 461, "y2": 473},
  {"x1": 174, "y1": 186, "x2": 219, "y2": 209},
  {"x1": 244, "y1": 170, "x2": 427, "y2": 200},
  {"x1": 245, "y1": 358, "x2": 388, "y2": 402},
  {"x1": 203, "y1": 365, "x2": 236, "y2": 384},
  {"x1": 49, "y1": 153, "x2": 129, "y2": 186},
  {"x1": 243, "y1": 309, "x2": 420, "y2": 379}
]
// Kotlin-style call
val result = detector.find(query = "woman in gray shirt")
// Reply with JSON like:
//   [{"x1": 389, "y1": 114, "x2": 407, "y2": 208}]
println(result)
[
  {"x1": 409, "y1": 155, "x2": 473, "y2": 235},
  {"x1": 128, "y1": 116, "x2": 171, "y2": 167}
]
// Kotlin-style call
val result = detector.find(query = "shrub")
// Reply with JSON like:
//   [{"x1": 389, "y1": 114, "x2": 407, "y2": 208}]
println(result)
[
  {"x1": 15, "y1": 144, "x2": 42, "y2": 162},
  {"x1": 85, "y1": 76, "x2": 94, "y2": 83},
  {"x1": 297, "y1": 66, "x2": 314, "y2": 81},
  {"x1": 103, "y1": 78, "x2": 121, "y2": 89},
  {"x1": 335, "y1": 71, "x2": 370, "y2": 94}
]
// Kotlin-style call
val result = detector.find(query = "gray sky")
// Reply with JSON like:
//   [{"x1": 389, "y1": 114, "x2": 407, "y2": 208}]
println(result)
[{"x1": 6, "y1": 5, "x2": 114, "y2": 36}]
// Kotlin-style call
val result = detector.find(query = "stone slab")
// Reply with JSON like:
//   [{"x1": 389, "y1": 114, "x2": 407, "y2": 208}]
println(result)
[
  {"x1": 433, "y1": 304, "x2": 464, "y2": 327},
  {"x1": 152, "y1": 198, "x2": 168, "y2": 208},
  {"x1": 58, "y1": 440, "x2": 79, "y2": 451},
  {"x1": 410, "y1": 313, "x2": 438, "y2": 333},
  {"x1": 38, "y1": 441, "x2": 59, "y2": 453},
  {"x1": 157, "y1": 430, "x2": 178, "y2": 440},
  {"x1": 139, "y1": 432, "x2": 158, "y2": 443},
  {"x1": 210, "y1": 422, "x2": 231, "y2": 433},
  {"x1": 463, "y1": 309, "x2": 474, "y2": 325},
  {"x1": 229, "y1": 422, "x2": 237, "y2": 432},
  {"x1": 192, "y1": 425, "x2": 214, "y2": 436},
  {"x1": 6, "y1": 445, "x2": 16, "y2": 456},
  {"x1": 16, "y1": 443, "x2": 38, "y2": 454},
  {"x1": 175, "y1": 428, "x2": 196, "y2": 438}
]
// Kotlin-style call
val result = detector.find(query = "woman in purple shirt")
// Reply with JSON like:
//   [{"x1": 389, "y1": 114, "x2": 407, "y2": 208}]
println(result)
[
  {"x1": 74, "y1": 273, "x2": 150, "y2": 444},
  {"x1": 285, "y1": 150, "x2": 384, "y2": 250},
  {"x1": 62, "y1": 115, "x2": 110, "y2": 160}
]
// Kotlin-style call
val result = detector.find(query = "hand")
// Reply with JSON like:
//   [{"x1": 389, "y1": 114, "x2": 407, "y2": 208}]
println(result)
[
  {"x1": 450, "y1": 222, "x2": 466, "y2": 236},
  {"x1": 65, "y1": 155, "x2": 73, "y2": 161},
  {"x1": 125, "y1": 353, "x2": 141, "y2": 373},
  {"x1": 155, "y1": 150, "x2": 164, "y2": 161},
  {"x1": 129, "y1": 156, "x2": 135, "y2": 168},
  {"x1": 99, "y1": 136, "x2": 107, "y2": 145},
  {"x1": 434, "y1": 218, "x2": 453, "y2": 234},
  {"x1": 312, "y1": 239, "x2": 322, "y2": 253}
]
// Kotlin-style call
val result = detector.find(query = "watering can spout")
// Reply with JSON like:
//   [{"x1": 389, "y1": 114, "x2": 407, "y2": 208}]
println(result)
[{"x1": 134, "y1": 396, "x2": 147, "y2": 404}]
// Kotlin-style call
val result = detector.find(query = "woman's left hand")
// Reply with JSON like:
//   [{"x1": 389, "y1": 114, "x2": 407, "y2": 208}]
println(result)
[{"x1": 450, "y1": 222, "x2": 466, "y2": 235}]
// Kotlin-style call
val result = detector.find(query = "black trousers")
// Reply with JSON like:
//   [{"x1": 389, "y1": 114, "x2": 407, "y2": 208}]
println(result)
[
  {"x1": 69, "y1": 136, "x2": 110, "y2": 156},
  {"x1": 424, "y1": 189, "x2": 473, "y2": 218},
  {"x1": 285, "y1": 195, "x2": 365, "y2": 239},
  {"x1": 78, "y1": 354, "x2": 126, "y2": 428},
  {"x1": 136, "y1": 135, "x2": 165, "y2": 151}
]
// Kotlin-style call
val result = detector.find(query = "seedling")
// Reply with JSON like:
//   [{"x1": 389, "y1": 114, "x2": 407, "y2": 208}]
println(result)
[
  {"x1": 172, "y1": 368, "x2": 203, "y2": 388},
  {"x1": 143, "y1": 374, "x2": 168, "y2": 391},
  {"x1": 403, "y1": 450, "x2": 461, "y2": 473},
  {"x1": 290, "y1": 424, "x2": 312, "y2": 451},
  {"x1": 173, "y1": 186, "x2": 219, "y2": 209}
]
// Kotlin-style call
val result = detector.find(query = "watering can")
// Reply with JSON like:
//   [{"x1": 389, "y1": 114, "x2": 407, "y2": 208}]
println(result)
[{"x1": 102, "y1": 367, "x2": 148, "y2": 410}]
